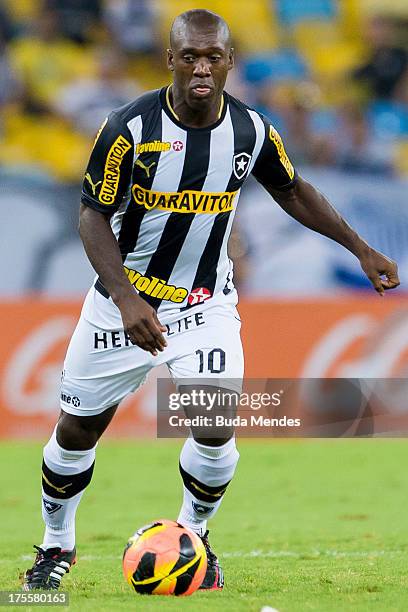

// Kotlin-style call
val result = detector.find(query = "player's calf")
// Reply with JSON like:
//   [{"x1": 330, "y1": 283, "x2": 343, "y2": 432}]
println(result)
[
  {"x1": 40, "y1": 426, "x2": 96, "y2": 552},
  {"x1": 177, "y1": 436, "x2": 239, "y2": 590},
  {"x1": 24, "y1": 403, "x2": 117, "y2": 591}
]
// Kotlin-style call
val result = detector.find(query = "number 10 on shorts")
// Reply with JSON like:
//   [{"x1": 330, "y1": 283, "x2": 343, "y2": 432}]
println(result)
[{"x1": 195, "y1": 348, "x2": 226, "y2": 374}]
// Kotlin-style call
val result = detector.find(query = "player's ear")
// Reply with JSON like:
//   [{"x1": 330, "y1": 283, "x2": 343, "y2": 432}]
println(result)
[
  {"x1": 167, "y1": 49, "x2": 174, "y2": 71},
  {"x1": 228, "y1": 48, "x2": 234, "y2": 71}
]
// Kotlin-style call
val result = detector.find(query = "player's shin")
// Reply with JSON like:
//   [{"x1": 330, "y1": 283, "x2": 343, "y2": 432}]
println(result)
[
  {"x1": 177, "y1": 437, "x2": 239, "y2": 536},
  {"x1": 41, "y1": 428, "x2": 96, "y2": 551}
]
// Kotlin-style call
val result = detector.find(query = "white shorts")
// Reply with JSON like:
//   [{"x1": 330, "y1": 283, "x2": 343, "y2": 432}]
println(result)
[{"x1": 60, "y1": 287, "x2": 244, "y2": 416}]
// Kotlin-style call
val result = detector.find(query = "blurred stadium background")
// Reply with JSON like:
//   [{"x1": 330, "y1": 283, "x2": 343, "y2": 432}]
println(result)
[{"x1": 1, "y1": 0, "x2": 408, "y2": 437}]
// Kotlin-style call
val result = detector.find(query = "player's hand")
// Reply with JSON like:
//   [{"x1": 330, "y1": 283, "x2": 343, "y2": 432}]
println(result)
[
  {"x1": 118, "y1": 293, "x2": 167, "y2": 355},
  {"x1": 359, "y1": 247, "x2": 400, "y2": 296}
]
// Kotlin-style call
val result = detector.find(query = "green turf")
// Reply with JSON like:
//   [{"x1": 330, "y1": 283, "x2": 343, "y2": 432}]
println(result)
[{"x1": 1, "y1": 439, "x2": 408, "y2": 611}]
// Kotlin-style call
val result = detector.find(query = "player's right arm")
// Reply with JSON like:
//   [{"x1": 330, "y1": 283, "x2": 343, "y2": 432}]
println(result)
[{"x1": 79, "y1": 112, "x2": 167, "y2": 355}]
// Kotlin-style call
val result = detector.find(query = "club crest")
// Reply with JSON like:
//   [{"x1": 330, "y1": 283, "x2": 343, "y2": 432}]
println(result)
[{"x1": 232, "y1": 152, "x2": 252, "y2": 180}]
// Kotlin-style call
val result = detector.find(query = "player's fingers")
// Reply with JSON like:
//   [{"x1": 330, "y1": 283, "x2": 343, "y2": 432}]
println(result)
[
  {"x1": 140, "y1": 328, "x2": 163, "y2": 353},
  {"x1": 138, "y1": 319, "x2": 166, "y2": 352},
  {"x1": 368, "y1": 275, "x2": 384, "y2": 296},
  {"x1": 145, "y1": 317, "x2": 167, "y2": 350},
  {"x1": 383, "y1": 268, "x2": 400, "y2": 289},
  {"x1": 153, "y1": 310, "x2": 168, "y2": 333},
  {"x1": 127, "y1": 328, "x2": 159, "y2": 356},
  {"x1": 381, "y1": 279, "x2": 399, "y2": 290},
  {"x1": 131, "y1": 338, "x2": 158, "y2": 356},
  {"x1": 147, "y1": 329, "x2": 167, "y2": 351}
]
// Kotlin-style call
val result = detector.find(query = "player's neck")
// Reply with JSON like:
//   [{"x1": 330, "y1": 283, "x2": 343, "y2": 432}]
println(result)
[{"x1": 167, "y1": 85, "x2": 223, "y2": 128}]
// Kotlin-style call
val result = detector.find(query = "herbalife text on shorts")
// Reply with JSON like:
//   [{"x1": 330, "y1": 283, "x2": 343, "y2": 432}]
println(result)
[{"x1": 168, "y1": 389, "x2": 285, "y2": 411}]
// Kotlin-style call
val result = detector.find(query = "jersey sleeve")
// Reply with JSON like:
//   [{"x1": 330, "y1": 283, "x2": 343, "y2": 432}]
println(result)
[
  {"x1": 81, "y1": 111, "x2": 134, "y2": 214},
  {"x1": 251, "y1": 115, "x2": 297, "y2": 190}
]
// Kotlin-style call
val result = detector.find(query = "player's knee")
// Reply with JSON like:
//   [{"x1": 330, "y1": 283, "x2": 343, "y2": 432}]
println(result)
[
  {"x1": 192, "y1": 433, "x2": 235, "y2": 446},
  {"x1": 56, "y1": 413, "x2": 99, "y2": 450},
  {"x1": 56, "y1": 405, "x2": 118, "y2": 450}
]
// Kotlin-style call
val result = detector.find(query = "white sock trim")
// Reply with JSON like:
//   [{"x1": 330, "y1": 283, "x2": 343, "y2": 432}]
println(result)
[
  {"x1": 43, "y1": 427, "x2": 96, "y2": 475},
  {"x1": 189, "y1": 437, "x2": 237, "y2": 459}
]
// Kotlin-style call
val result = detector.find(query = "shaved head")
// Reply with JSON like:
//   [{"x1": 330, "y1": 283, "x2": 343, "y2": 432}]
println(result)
[
  {"x1": 167, "y1": 9, "x2": 234, "y2": 126},
  {"x1": 170, "y1": 9, "x2": 231, "y2": 48}
]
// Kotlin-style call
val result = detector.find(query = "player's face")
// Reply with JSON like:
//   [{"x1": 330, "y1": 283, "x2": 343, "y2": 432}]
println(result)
[{"x1": 167, "y1": 25, "x2": 234, "y2": 109}]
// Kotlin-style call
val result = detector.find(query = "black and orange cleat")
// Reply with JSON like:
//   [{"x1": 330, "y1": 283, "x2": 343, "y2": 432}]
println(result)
[
  {"x1": 198, "y1": 531, "x2": 224, "y2": 590},
  {"x1": 22, "y1": 545, "x2": 76, "y2": 591}
]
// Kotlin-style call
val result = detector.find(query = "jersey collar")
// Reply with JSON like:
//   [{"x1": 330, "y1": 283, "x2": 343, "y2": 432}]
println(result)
[{"x1": 161, "y1": 86, "x2": 227, "y2": 131}]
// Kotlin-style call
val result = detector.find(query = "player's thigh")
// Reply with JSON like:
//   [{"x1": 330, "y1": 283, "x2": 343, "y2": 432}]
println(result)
[
  {"x1": 167, "y1": 304, "x2": 243, "y2": 442},
  {"x1": 60, "y1": 312, "x2": 154, "y2": 417},
  {"x1": 167, "y1": 305, "x2": 244, "y2": 446},
  {"x1": 166, "y1": 303, "x2": 244, "y2": 388}
]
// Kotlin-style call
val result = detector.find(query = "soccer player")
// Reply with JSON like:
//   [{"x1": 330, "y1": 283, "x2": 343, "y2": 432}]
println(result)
[{"x1": 24, "y1": 9, "x2": 399, "y2": 591}]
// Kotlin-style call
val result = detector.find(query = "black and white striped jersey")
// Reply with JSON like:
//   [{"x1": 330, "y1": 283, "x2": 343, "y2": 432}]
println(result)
[{"x1": 81, "y1": 86, "x2": 296, "y2": 317}]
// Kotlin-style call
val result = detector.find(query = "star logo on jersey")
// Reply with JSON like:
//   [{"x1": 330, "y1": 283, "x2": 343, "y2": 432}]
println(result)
[
  {"x1": 188, "y1": 287, "x2": 212, "y2": 306},
  {"x1": 173, "y1": 140, "x2": 184, "y2": 151},
  {"x1": 233, "y1": 152, "x2": 252, "y2": 180}
]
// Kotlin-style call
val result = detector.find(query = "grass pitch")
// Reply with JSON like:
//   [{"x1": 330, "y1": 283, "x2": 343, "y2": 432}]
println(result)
[{"x1": 1, "y1": 439, "x2": 408, "y2": 611}]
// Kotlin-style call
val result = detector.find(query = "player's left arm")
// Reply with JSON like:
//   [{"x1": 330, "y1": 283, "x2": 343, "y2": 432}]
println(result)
[
  {"x1": 267, "y1": 177, "x2": 399, "y2": 295},
  {"x1": 251, "y1": 118, "x2": 400, "y2": 295}
]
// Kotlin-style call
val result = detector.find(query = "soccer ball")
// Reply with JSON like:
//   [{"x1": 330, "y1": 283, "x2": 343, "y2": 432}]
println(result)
[{"x1": 123, "y1": 519, "x2": 207, "y2": 596}]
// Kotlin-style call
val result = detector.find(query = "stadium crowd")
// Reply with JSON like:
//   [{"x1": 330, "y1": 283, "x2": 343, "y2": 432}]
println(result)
[{"x1": 0, "y1": 0, "x2": 407, "y2": 182}]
